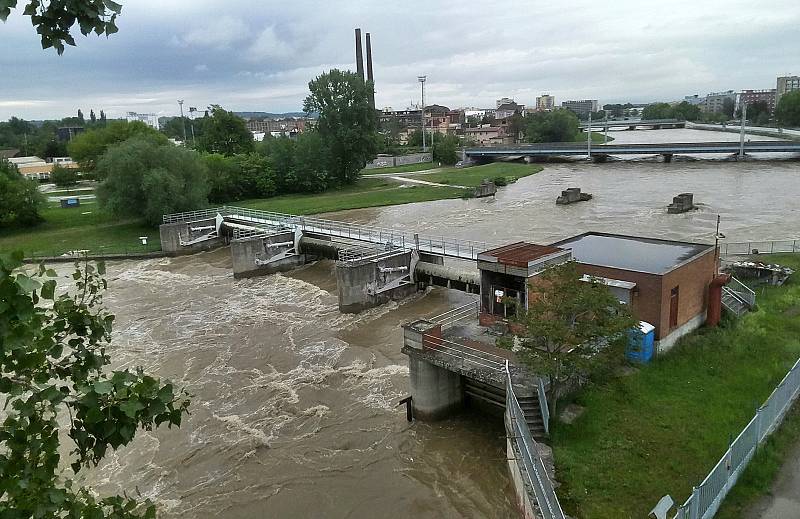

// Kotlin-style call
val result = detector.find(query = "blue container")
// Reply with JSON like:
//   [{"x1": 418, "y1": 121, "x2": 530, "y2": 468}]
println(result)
[
  {"x1": 626, "y1": 321, "x2": 655, "y2": 363},
  {"x1": 60, "y1": 197, "x2": 80, "y2": 208}
]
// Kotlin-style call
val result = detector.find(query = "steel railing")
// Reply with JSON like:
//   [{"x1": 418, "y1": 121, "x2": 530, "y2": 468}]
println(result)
[
  {"x1": 162, "y1": 206, "x2": 495, "y2": 260},
  {"x1": 428, "y1": 301, "x2": 480, "y2": 330},
  {"x1": 505, "y1": 362, "x2": 566, "y2": 519},
  {"x1": 720, "y1": 240, "x2": 799, "y2": 256},
  {"x1": 420, "y1": 334, "x2": 507, "y2": 373},
  {"x1": 664, "y1": 357, "x2": 800, "y2": 519},
  {"x1": 537, "y1": 377, "x2": 551, "y2": 437},
  {"x1": 726, "y1": 276, "x2": 756, "y2": 308}
]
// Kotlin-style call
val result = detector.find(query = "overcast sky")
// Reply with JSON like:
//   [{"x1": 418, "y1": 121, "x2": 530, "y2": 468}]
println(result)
[{"x1": 1, "y1": 0, "x2": 798, "y2": 120}]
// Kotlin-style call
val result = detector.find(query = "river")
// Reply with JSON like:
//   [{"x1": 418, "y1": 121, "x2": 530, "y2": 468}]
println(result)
[{"x1": 81, "y1": 128, "x2": 798, "y2": 518}]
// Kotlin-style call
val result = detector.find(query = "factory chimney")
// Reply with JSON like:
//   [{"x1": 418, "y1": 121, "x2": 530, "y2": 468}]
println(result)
[
  {"x1": 354, "y1": 28, "x2": 364, "y2": 79},
  {"x1": 365, "y1": 32, "x2": 375, "y2": 108}
]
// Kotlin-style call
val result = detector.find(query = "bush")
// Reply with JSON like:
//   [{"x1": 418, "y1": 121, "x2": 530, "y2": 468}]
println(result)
[
  {"x1": 50, "y1": 164, "x2": 78, "y2": 187},
  {"x1": 96, "y1": 136, "x2": 209, "y2": 226},
  {"x1": 0, "y1": 159, "x2": 43, "y2": 227},
  {"x1": 432, "y1": 134, "x2": 460, "y2": 165},
  {"x1": 493, "y1": 176, "x2": 509, "y2": 187}
]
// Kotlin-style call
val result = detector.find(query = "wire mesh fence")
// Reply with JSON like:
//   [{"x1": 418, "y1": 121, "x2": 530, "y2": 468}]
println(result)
[{"x1": 666, "y1": 357, "x2": 800, "y2": 519}]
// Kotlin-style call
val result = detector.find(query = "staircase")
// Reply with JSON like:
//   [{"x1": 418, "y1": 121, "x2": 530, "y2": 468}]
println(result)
[
  {"x1": 463, "y1": 378, "x2": 547, "y2": 439},
  {"x1": 722, "y1": 276, "x2": 756, "y2": 317}
]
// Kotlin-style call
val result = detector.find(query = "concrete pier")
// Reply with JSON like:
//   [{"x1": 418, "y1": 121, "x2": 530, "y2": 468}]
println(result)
[
  {"x1": 667, "y1": 193, "x2": 696, "y2": 214},
  {"x1": 336, "y1": 249, "x2": 417, "y2": 313},
  {"x1": 556, "y1": 187, "x2": 592, "y2": 205},
  {"x1": 159, "y1": 218, "x2": 226, "y2": 255},
  {"x1": 231, "y1": 230, "x2": 305, "y2": 278}
]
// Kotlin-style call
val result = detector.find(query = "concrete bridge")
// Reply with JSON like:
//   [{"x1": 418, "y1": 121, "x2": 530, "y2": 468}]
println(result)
[
  {"x1": 578, "y1": 118, "x2": 686, "y2": 131},
  {"x1": 159, "y1": 206, "x2": 487, "y2": 312},
  {"x1": 465, "y1": 140, "x2": 800, "y2": 161}
]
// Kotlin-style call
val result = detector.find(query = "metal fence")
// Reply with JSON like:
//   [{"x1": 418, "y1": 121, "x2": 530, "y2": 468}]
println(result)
[
  {"x1": 428, "y1": 301, "x2": 480, "y2": 331},
  {"x1": 505, "y1": 362, "x2": 566, "y2": 519},
  {"x1": 720, "y1": 240, "x2": 799, "y2": 256},
  {"x1": 162, "y1": 206, "x2": 495, "y2": 260},
  {"x1": 667, "y1": 357, "x2": 800, "y2": 519},
  {"x1": 25, "y1": 243, "x2": 163, "y2": 261}
]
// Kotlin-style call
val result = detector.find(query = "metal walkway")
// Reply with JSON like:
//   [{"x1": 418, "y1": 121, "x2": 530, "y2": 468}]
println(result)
[{"x1": 163, "y1": 206, "x2": 495, "y2": 261}]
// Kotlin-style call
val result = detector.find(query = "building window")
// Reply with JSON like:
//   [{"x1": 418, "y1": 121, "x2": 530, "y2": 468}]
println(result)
[{"x1": 669, "y1": 286, "x2": 680, "y2": 329}]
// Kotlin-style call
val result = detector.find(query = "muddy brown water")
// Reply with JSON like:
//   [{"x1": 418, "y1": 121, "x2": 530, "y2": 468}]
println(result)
[{"x1": 75, "y1": 129, "x2": 798, "y2": 518}]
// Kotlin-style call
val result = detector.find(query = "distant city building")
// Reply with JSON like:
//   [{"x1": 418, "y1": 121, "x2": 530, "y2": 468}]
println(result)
[
  {"x1": 9, "y1": 156, "x2": 78, "y2": 181},
  {"x1": 494, "y1": 101, "x2": 524, "y2": 120},
  {"x1": 56, "y1": 126, "x2": 84, "y2": 142},
  {"x1": 777, "y1": 75, "x2": 800, "y2": 105},
  {"x1": 738, "y1": 89, "x2": 777, "y2": 114},
  {"x1": 246, "y1": 118, "x2": 307, "y2": 135},
  {"x1": 496, "y1": 97, "x2": 515, "y2": 108},
  {"x1": 683, "y1": 94, "x2": 705, "y2": 106},
  {"x1": 536, "y1": 94, "x2": 555, "y2": 111},
  {"x1": 703, "y1": 91, "x2": 736, "y2": 114},
  {"x1": 561, "y1": 100, "x2": 599, "y2": 117},
  {"x1": 126, "y1": 112, "x2": 159, "y2": 130},
  {"x1": 464, "y1": 125, "x2": 510, "y2": 145},
  {"x1": 379, "y1": 107, "x2": 422, "y2": 128}
]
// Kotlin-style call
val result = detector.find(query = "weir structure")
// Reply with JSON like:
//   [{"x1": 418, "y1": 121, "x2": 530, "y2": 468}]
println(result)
[{"x1": 160, "y1": 206, "x2": 485, "y2": 312}]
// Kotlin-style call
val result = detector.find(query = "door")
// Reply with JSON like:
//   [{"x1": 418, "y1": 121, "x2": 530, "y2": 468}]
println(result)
[{"x1": 669, "y1": 286, "x2": 679, "y2": 329}]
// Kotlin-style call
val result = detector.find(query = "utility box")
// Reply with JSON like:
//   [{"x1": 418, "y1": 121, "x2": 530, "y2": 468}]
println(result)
[
  {"x1": 60, "y1": 197, "x2": 80, "y2": 208},
  {"x1": 627, "y1": 321, "x2": 656, "y2": 363}
]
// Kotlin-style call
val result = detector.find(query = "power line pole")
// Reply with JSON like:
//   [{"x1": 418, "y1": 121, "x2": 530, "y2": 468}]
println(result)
[
  {"x1": 418, "y1": 76, "x2": 427, "y2": 152},
  {"x1": 587, "y1": 111, "x2": 592, "y2": 159},
  {"x1": 177, "y1": 100, "x2": 187, "y2": 144}
]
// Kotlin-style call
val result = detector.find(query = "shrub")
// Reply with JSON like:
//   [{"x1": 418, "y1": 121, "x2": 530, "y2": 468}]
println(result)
[{"x1": 50, "y1": 164, "x2": 78, "y2": 187}]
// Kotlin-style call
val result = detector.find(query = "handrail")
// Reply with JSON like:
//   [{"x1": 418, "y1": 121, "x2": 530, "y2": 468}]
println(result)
[
  {"x1": 727, "y1": 276, "x2": 756, "y2": 307},
  {"x1": 719, "y1": 239, "x2": 799, "y2": 256},
  {"x1": 505, "y1": 361, "x2": 566, "y2": 519},
  {"x1": 421, "y1": 334, "x2": 506, "y2": 372},
  {"x1": 537, "y1": 377, "x2": 550, "y2": 436},
  {"x1": 428, "y1": 301, "x2": 479, "y2": 330}
]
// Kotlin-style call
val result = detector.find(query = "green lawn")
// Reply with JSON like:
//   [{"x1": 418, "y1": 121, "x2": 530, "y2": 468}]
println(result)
[
  {"x1": 361, "y1": 161, "x2": 439, "y2": 175},
  {"x1": 571, "y1": 132, "x2": 614, "y2": 144},
  {"x1": 3, "y1": 163, "x2": 544, "y2": 257},
  {"x1": 551, "y1": 254, "x2": 800, "y2": 519}
]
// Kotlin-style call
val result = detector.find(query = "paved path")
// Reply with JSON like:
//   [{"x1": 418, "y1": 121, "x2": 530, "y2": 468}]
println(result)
[
  {"x1": 745, "y1": 439, "x2": 800, "y2": 519},
  {"x1": 387, "y1": 175, "x2": 467, "y2": 189},
  {"x1": 364, "y1": 167, "x2": 449, "y2": 178}
]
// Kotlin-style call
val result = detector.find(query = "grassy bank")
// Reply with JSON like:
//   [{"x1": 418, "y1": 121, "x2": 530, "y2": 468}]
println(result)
[
  {"x1": 551, "y1": 254, "x2": 800, "y2": 518},
  {"x1": 361, "y1": 161, "x2": 439, "y2": 175},
  {"x1": 1, "y1": 162, "x2": 544, "y2": 256}
]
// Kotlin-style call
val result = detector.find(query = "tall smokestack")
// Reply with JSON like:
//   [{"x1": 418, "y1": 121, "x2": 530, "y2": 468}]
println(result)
[
  {"x1": 365, "y1": 32, "x2": 375, "y2": 108},
  {"x1": 354, "y1": 28, "x2": 364, "y2": 79}
]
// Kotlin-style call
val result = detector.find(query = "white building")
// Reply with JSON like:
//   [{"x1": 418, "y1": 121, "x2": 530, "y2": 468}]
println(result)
[{"x1": 126, "y1": 112, "x2": 160, "y2": 130}]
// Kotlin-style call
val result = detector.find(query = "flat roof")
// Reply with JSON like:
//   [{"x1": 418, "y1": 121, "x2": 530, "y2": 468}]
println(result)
[
  {"x1": 478, "y1": 242, "x2": 564, "y2": 267},
  {"x1": 551, "y1": 232, "x2": 713, "y2": 274}
]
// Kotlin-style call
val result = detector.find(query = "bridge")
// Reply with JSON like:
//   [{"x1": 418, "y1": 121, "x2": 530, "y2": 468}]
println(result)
[
  {"x1": 578, "y1": 118, "x2": 685, "y2": 131},
  {"x1": 465, "y1": 140, "x2": 800, "y2": 160}
]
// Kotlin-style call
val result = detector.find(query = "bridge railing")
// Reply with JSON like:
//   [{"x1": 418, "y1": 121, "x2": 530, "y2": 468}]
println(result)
[
  {"x1": 720, "y1": 240, "x2": 799, "y2": 256},
  {"x1": 162, "y1": 207, "x2": 228, "y2": 224},
  {"x1": 505, "y1": 362, "x2": 566, "y2": 519},
  {"x1": 420, "y1": 334, "x2": 507, "y2": 373}
]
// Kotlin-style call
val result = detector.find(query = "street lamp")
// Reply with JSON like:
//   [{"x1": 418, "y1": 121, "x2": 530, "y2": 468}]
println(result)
[
  {"x1": 418, "y1": 76, "x2": 427, "y2": 152},
  {"x1": 188, "y1": 106, "x2": 197, "y2": 146},
  {"x1": 177, "y1": 99, "x2": 187, "y2": 144}
]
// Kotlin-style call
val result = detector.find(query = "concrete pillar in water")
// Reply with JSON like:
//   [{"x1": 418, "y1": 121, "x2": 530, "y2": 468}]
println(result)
[
  {"x1": 403, "y1": 320, "x2": 463, "y2": 420},
  {"x1": 336, "y1": 250, "x2": 417, "y2": 313},
  {"x1": 159, "y1": 218, "x2": 225, "y2": 255},
  {"x1": 230, "y1": 230, "x2": 305, "y2": 278}
]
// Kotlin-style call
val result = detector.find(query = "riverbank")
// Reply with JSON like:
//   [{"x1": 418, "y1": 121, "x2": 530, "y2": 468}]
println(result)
[
  {"x1": 0, "y1": 162, "x2": 543, "y2": 257},
  {"x1": 550, "y1": 254, "x2": 800, "y2": 518},
  {"x1": 688, "y1": 122, "x2": 800, "y2": 141}
]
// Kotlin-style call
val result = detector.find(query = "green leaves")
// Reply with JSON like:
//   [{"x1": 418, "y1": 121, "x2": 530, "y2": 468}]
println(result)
[{"x1": 0, "y1": 255, "x2": 190, "y2": 518}]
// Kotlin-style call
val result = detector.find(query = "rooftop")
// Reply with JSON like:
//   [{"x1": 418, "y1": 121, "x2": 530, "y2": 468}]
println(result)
[
  {"x1": 478, "y1": 242, "x2": 564, "y2": 268},
  {"x1": 551, "y1": 232, "x2": 713, "y2": 274}
]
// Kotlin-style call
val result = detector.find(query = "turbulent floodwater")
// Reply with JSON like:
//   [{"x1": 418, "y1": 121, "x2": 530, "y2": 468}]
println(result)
[{"x1": 75, "y1": 128, "x2": 798, "y2": 518}]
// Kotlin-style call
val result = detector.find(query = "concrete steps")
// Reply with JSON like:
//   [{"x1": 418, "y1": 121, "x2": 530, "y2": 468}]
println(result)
[
  {"x1": 462, "y1": 378, "x2": 547, "y2": 440},
  {"x1": 722, "y1": 287, "x2": 749, "y2": 317}
]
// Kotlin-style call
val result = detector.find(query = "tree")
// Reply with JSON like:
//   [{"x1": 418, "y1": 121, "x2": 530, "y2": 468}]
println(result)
[
  {"x1": 642, "y1": 102, "x2": 674, "y2": 120},
  {"x1": 67, "y1": 120, "x2": 167, "y2": 173},
  {"x1": 0, "y1": 159, "x2": 43, "y2": 226},
  {"x1": 99, "y1": 109, "x2": 107, "y2": 125},
  {"x1": 196, "y1": 106, "x2": 253, "y2": 156},
  {"x1": 77, "y1": 109, "x2": 84, "y2": 122},
  {"x1": 672, "y1": 101, "x2": 702, "y2": 121},
  {"x1": 50, "y1": 164, "x2": 78, "y2": 186},
  {"x1": 90, "y1": 109, "x2": 97, "y2": 124},
  {"x1": 0, "y1": 252, "x2": 189, "y2": 517},
  {"x1": 204, "y1": 153, "x2": 244, "y2": 203},
  {"x1": 776, "y1": 91, "x2": 800, "y2": 127},
  {"x1": 507, "y1": 112, "x2": 525, "y2": 143},
  {"x1": 504, "y1": 262, "x2": 635, "y2": 414},
  {"x1": 303, "y1": 69, "x2": 377, "y2": 185},
  {"x1": 432, "y1": 134, "x2": 460, "y2": 165},
  {"x1": 235, "y1": 152, "x2": 275, "y2": 198},
  {"x1": 524, "y1": 109, "x2": 580, "y2": 143},
  {"x1": 0, "y1": 0, "x2": 122, "y2": 54},
  {"x1": 722, "y1": 98, "x2": 735, "y2": 119},
  {"x1": 96, "y1": 135, "x2": 209, "y2": 225}
]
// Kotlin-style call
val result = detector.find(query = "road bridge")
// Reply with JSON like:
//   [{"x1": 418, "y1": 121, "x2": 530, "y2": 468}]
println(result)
[
  {"x1": 578, "y1": 118, "x2": 685, "y2": 131},
  {"x1": 465, "y1": 140, "x2": 800, "y2": 160}
]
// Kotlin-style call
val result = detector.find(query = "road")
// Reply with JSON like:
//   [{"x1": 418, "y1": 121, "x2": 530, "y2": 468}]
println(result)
[{"x1": 746, "y1": 440, "x2": 800, "y2": 519}]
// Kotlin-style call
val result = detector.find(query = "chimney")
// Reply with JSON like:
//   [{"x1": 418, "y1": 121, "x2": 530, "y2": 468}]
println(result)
[
  {"x1": 366, "y1": 32, "x2": 375, "y2": 108},
  {"x1": 354, "y1": 28, "x2": 364, "y2": 79}
]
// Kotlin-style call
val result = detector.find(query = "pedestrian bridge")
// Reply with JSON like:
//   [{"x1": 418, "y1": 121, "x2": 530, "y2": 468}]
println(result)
[
  {"x1": 465, "y1": 140, "x2": 800, "y2": 159},
  {"x1": 578, "y1": 118, "x2": 685, "y2": 131}
]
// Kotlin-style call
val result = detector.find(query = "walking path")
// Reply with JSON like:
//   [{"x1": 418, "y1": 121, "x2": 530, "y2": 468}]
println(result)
[
  {"x1": 387, "y1": 175, "x2": 467, "y2": 189},
  {"x1": 745, "y1": 440, "x2": 800, "y2": 519}
]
